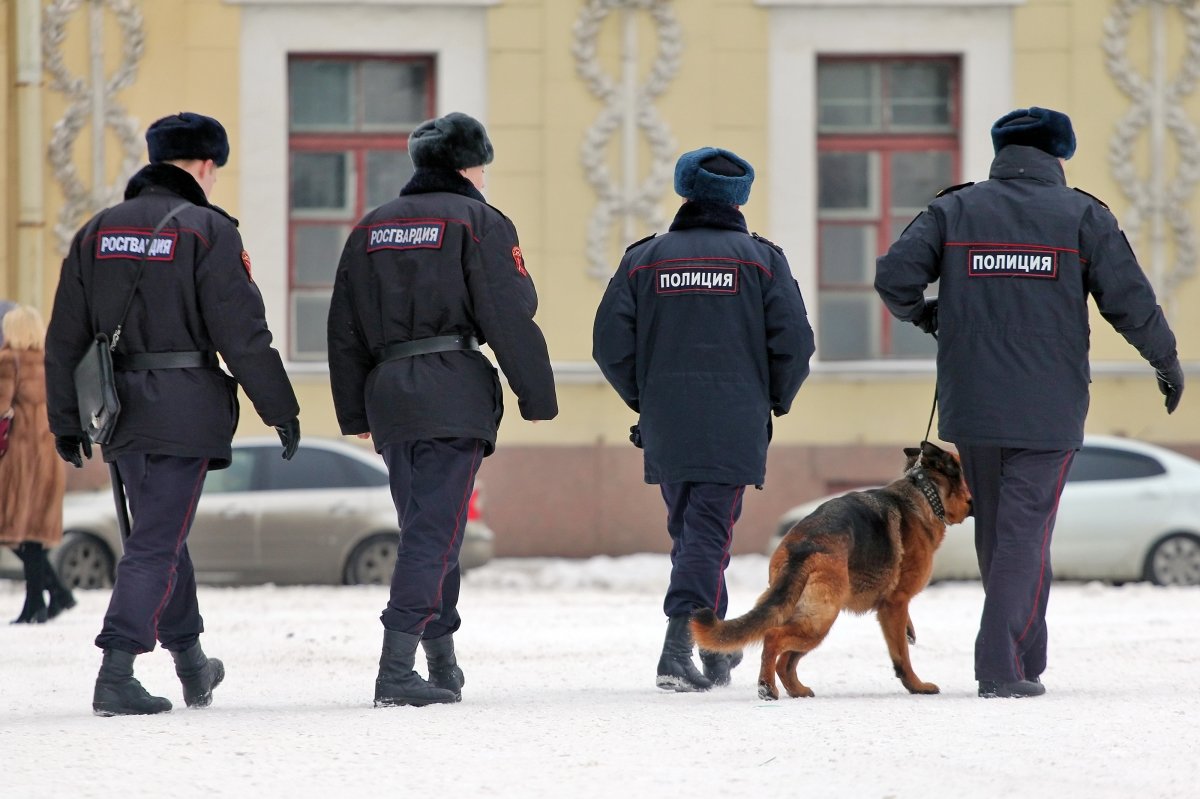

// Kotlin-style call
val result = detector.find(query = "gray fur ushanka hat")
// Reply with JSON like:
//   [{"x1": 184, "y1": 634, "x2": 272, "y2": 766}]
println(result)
[
  {"x1": 674, "y1": 147, "x2": 755, "y2": 205},
  {"x1": 408, "y1": 112, "x2": 494, "y2": 170}
]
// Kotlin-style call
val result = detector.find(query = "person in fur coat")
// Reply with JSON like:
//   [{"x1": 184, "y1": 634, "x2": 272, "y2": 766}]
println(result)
[{"x1": 0, "y1": 304, "x2": 73, "y2": 623}]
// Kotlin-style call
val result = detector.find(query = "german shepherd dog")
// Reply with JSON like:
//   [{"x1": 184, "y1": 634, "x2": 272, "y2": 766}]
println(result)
[{"x1": 691, "y1": 441, "x2": 972, "y2": 700}]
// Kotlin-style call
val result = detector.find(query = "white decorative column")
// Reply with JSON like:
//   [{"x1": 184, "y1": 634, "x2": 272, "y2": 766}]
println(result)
[
  {"x1": 1103, "y1": 0, "x2": 1200, "y2": 307},
  {"x1": 43, "y1": 0, "x2": 145, "y2": 254},
  {"x1": 572, "y1": 0, "x2": 682, "y2": 279}
]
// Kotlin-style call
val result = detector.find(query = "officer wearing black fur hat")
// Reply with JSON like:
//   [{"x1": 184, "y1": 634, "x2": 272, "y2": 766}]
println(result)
[
  {"x1": 875, "y1": 106, "x2": 1183, "y2": 699},
  {"x1": 46, "y1": 111, "x2": 301, "y2": 715},
  {"x1": 593, "y1": 147, "x2": 815, "y2": 692},
  {"x1": 328, "y1": 111, "x2": 557, "y2": 707}
]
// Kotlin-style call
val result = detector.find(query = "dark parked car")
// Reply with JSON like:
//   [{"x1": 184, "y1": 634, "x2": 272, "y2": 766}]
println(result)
[
  {"x1": 31, "y1": 437, "x2": 494, "y2": 588},
  {"x1": 767, "y1": 436, "x2": 1200, "y2": 586}
]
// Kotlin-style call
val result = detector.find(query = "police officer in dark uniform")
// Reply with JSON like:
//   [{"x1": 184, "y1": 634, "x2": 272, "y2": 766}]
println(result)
[
  {"x1": 46, "y1": 112, "x2": 301, "y2": 715},
  {"x1": 875, "y1": 107, "x2": 1183, "y2": 699},
  {"x1": 327, "y1": 111, "x2": 557, "y2": 707},
  {"x1": 593, "y1": 147, "x2": 815, "y2": 691}
]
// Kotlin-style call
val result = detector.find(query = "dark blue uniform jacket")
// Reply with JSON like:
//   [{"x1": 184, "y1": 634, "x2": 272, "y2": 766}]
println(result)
[
  {"x1": 46, "y1": 164, "x2": 299, "y2": 469},
  {"x1": 875, "y1": 145, "x2": 1178, "y2": 450},
  {"x1": 593, "y1": 202, "x2": 815, "y2": 486},
  {"x1": 327, "y1": 169, "x2": 558, "y2": 455}
]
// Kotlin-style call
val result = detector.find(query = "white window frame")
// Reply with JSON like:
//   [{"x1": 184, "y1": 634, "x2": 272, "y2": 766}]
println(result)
[
  {"x1": 757, "y1": 0, "x2": 1024, "y2": 373},
  {"x1": 228, "y1": 0, "x2": 497, "y2": 371}
]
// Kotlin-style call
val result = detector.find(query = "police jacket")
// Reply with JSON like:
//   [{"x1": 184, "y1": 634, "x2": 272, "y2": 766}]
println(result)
[
  {"x1": 46, "y1": 163, "x2": 299, "y2": 468},
  {"x1": 875, "y1": 145, "x2": 1178, "y2": 450},
  {"x1": 327, "y1": 168, "x2": 557, "y2": 455},
  {"x1": 593, "y1": 201, "x2": 815, "y2": 486}
]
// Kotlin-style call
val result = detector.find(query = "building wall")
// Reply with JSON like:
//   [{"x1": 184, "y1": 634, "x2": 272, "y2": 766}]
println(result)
[{"x1": 5, "y1": 0, "x2": 1199, "y2": 555}]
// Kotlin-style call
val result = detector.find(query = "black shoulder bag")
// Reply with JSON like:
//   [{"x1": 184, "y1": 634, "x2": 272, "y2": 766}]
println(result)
[{"x1": 74, "y1": 203, "x2": 190, "y2": 444}]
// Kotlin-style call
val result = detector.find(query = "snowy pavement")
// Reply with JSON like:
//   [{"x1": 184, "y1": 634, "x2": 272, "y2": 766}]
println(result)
[{"x1": 2, "y1": 554, "x2": 1198, "y2": 799}]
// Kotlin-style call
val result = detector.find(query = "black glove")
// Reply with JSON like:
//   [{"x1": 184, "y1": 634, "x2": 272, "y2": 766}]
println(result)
[
  {"x1": 275, "y1": 417, "x2": 301, "y2": 460},
  {"x1": 912, "y1": 297, "x2": 938, "y2": 335},
  {"x1": 55, "y1": 434, "x2": 92, "y2": 468},
  {"x1": 628, "y1": 424, "x2": 643, "y2": 449},
  {"x1": 1155, "y1": 360, "x2": 1185, "y2": 414}
]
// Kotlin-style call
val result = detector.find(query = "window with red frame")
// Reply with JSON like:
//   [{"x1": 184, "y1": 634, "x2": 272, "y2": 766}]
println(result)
[
  {"x1": 287, "y1": 55, "x2": 436, "y2": 361},
  {"x1": 817, "y1": 57, "x2": 959, "y2": 361}
]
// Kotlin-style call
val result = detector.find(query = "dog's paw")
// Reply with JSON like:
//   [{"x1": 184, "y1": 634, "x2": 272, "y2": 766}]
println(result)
[
  {"x1": 906, "y1": 681, "x2": 940, "y2": 695},
  {"x1": 757, "y1": 682, "x2": 779, "y2": 701},
  {"x1": 785, "y1": 685, "x2": 815, "y2": 699}
]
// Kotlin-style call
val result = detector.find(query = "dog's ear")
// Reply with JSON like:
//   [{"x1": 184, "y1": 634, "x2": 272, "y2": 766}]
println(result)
[{"x1": 903, "y1": 447, "x2": 920, "y2": 459}]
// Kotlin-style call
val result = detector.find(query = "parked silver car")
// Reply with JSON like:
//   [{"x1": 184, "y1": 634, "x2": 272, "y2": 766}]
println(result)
[
  {"x1": 39, "y1": 437, "x2": 494, "y2": 588},
  {"x1": 766, "y1": 436, "x2": 1200, "y2": 586}
]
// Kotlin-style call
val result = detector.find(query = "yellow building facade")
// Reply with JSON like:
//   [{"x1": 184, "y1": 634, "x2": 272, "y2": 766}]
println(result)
[{"x1": 3, "y1": 0, "x2": 1197, "y2": 556}]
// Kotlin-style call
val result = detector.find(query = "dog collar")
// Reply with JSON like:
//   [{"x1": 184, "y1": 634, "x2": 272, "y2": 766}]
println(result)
[{"x1": 907, "y1": 467, "x2": 946, "y2": 521}]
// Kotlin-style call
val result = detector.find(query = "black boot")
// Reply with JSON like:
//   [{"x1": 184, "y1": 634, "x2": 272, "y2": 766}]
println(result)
[
  {"x1": 11, "y1": 544, "x2": 48, "y2": 625},
  {"x1": 422, "y1": 634, "x2": 465, "y2": 701},
  {"x1": 92, "y1": 650, "x2": 173, "y2": 716},
  {"x1": 978, "y1": 679, "x2": 1046, "y2": 698},
  {"x1": 374, "y1": 630, "x2": 460, "y2": 707},
  {"x1": 700, "y1": 648, "x2": 744, "y2": 687},
  {"x1": 41, "y1": 547, "x2": 76, "y2": 620},
  {"x1": 656, "y1": 616, "x2": 713, "y2": 692},
  {"x1": 170, "y1": 642, "x2": 225, "y2": 708}
]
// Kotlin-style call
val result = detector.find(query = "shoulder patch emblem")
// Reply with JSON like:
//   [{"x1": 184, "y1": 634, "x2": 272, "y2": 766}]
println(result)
[
  {"x1": 512, "y1": 245, "x2": 528, "y2": 277},
  {"x1": 1072, "y1": 187, "x2": 1110, "y2": 210},
  {"x1": 624, "y1": 233, "x2": 656, "y2": 252},
  {"x1": 240, "y1": 249, "x2": 254, "y2": 282},
  {"x1": 751, "y1": 232, "x2": 784, "y2": 254},
  {"x1": 935, "y1": 181, "x2": 975, "y2": 198}
]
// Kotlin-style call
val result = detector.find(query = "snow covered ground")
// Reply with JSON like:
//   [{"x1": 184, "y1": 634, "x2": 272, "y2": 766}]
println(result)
[{"x1": 2, "y1": 554, "x2": 1198, "y2": 799}]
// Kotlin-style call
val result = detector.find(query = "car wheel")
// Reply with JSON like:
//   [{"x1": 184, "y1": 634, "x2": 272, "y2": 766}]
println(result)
[
  {"x1": 53, "y1": 532, "x2": 116, "y2": 589},
  {"x1": 344, "y1": 533, "x2": 399, "y2": 585},
  {"x1": 1143, "y1": 532, "x2": 1200, "y2": 586}
]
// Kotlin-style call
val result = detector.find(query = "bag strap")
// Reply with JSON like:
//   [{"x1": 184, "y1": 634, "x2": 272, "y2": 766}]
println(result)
[{"x1": 108, "y1": 202, "x2": 192, "y2": 352}]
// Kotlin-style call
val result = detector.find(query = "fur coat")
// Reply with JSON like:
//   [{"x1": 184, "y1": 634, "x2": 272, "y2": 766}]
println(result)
[{"x1": 0, "y1": 346, "x2": 66, "y2": 545}]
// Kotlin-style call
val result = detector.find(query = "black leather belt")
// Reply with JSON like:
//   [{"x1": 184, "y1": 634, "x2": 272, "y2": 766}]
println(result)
[
  {"x1": 380, "y1": 335, "x2": 480, "y2": 362},
  {"x1": 112, "y1": 351, "x2": 218, "y2": 371}
]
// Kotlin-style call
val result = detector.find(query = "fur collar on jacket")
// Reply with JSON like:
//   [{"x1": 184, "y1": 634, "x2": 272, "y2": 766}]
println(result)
[
  {"x1": 400, "y1": 167, "x2": 487, "y2": 204},
  {"x1": 668, "y1": 200, "x2": 748, "y2": 234},
  {"x1": 123, "y1": 163, "x2": 237, "y2": 225}
]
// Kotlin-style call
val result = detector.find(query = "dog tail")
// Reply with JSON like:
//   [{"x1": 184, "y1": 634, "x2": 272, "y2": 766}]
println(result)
[{"x1": 690, "y1": 541, "x2": 820, "y2": 652}]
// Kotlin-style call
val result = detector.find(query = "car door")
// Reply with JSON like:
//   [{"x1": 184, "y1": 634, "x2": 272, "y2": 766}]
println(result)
[
  {"x1": 1052, "y1": 445, "x2": 1174, "y2": 579},
  {"x1": 253, "y1": 444, "x2": 388, "y2": 583},
  {"x1": 187, "y1": 446, "x2": 263, "y2": 581}
]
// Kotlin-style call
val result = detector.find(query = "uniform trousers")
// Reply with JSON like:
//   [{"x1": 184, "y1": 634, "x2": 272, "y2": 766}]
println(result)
[
  {"x1": 958, "y1": 445, "x2": 1075, "y2": 683},
  {"x1": 659, "y1": 482, "x2": 744, "y2": 619},
  {"x1": 95, "y1": 453, "x2": 209, "y2": 654},
  {"x1": 380, "y1": 438, "x2": 483, "y2": 638}
]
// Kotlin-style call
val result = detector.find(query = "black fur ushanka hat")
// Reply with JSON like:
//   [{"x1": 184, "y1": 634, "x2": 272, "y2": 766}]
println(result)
[
  {"x1": 408, "y1": 112, "x2": 494, "y2": 170},
  {"x1": 146, "y1": 112, "x2": 230, "y2": 166},
  {"x1": 990, "y1": 107, "x2": 1076, "y2": 160}
]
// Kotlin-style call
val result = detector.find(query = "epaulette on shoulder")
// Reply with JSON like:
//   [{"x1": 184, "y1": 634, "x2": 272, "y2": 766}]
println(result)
[
  {"x1": 1072, "y1": 187, "x2": 1110, "y2": 210},
  {"x1": 935, "y1": 181, "x2": 974, "y2": 198},
  {"x1": 751, "y1": 232, "x2": 784, "y2": 254},
  {"x1": 625, "y1": 233, "x2": 656, "y2": 252}
]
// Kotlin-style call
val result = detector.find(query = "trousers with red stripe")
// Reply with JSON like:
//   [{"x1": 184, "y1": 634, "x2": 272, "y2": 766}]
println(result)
[
  {"x1": 95, "y1": 454, "x2": 209, "y2": 655},
  {"x1": 380, "y1": 438, "x2": 482, "y2": 638},
  {"x1": 959, "y1": 445, "x2": 1076, "y2": 684},
  {"x1": 659, "y1": 482, "x2": 744, "y2": 619}
]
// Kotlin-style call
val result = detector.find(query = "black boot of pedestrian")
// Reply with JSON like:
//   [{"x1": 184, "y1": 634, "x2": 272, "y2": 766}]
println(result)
[
  {"x1": 978, "y1": 679, "x2": 1046, "y2": 698},
  {"x1": 656, "y1": 616, "x2": 713, "y2": 692},
  {"x1": 92, "y1": 650, "x2": 173, "y2": 716},
  {"x1": 170, "y1": 642, "x2": 225, "y2": 708},
  {"x1": 11, "y1": 544, "x2": 48, "y2": 625},
  {"x1": 422, "y1": 633, "x2": 465, "y2": 701},
  {"x1": 700, "y1": 648, "x2": 744, "y2": 687},
  {"x1": 40, "y1": 547, "x2": 76, "y2": 620},
  {"x1": 374, "y1": 630, "x2": 459, "y2": 707}
]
